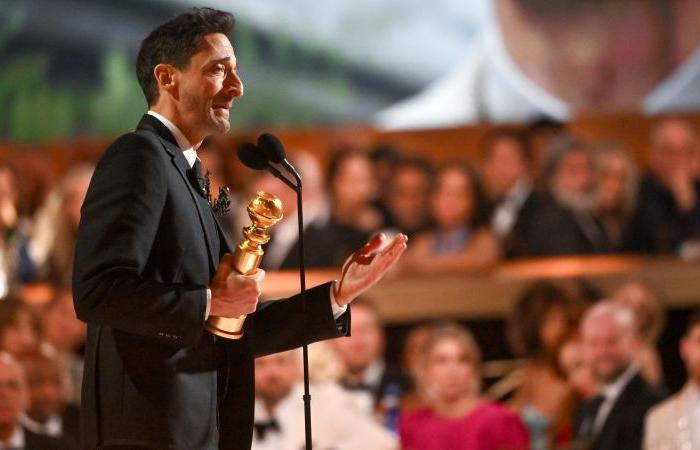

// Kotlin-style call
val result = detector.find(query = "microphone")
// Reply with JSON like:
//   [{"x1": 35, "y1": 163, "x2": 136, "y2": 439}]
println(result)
[
  {"x1": 257, "y1": 133, "x2": 301, "y2": 181},
  {"x1": 237, "y1": 142, "x2": 297, "y2": 190}
]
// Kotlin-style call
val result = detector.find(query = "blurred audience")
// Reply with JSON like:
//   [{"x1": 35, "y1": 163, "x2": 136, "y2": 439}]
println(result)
[
  {"x1": 644, "y1": 309, "x2": 700, "y2": 450},
  {"x1": 398, "y1": 162, "x2": 499, "y2": 274},
  {"x1": 18, "y1": 352, "x2": 79, "y2": 448},
  {"x1": 627, "y1": 117, "x2": 700, "y2": 254},
  {"x1": 0, "y1": 299, "x2": 43, "y2": 356},
  {"x1": 0, "y1": 351, "x2": 73, "y2": 449},
  {"x1": 379, "y1": 156, "x2": 435, "y2": 238},
  {"x1": 524, "y1": 118, "x2": 567, "y2": 181},
  {"x1": 480, "y1": 129, "x2": 537, "y2": 258},
  {"x1": 508, "y1": 281, "x2": 579, "y2": 450},
  {"x1": 399, "y1": 323, "x2": 529, "y2": 450},
  {"x1": 593, "y1": 141, "x2": 639, "y2": 251},
  {"x1": 527, "y1": 136, "x2": 611, "y2": 256},
  {"x1": 611, "y1": 281, "x2": 665, "y2": 387},
  {"x1": 330, "y1": 299, "x2": 410, "y2": 427},
  {"x1": 252, "y1": 349, "x2": 397, "y2": 450},
  {"x1": 573, "y1": 301, "x2": 665, "y2": 450}
]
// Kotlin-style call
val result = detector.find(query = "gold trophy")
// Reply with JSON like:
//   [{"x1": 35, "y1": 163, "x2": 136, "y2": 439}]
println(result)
[{"x1": 205, "y1": 191, "x2": 283, "y2": 339}]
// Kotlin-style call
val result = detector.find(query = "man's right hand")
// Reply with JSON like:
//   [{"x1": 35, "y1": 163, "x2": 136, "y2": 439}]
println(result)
[{"x1": 209, "y1": 262, "x2": 265, "y2": 318}]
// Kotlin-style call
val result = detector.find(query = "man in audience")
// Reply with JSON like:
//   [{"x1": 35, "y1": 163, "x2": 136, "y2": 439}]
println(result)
[
  {"x1": 526, "y1": 135, "x2": 611, "y2": 256},
  {"x1": 644, "y1": 309, "x2": 700, "y2": 450},
  {"x1": 573, "y1": 302, "x2": 665, "y2": 450},
  {"x1": 18, "y1": 352, "x2": 80, "y2": 448},
  {"x1": 626, "y1": 117, "x2": 700, "y2": 254},
  {"x1": 380, "y1": 156, "x2": 435, "y2": 238},
  {"x1": 252, "y1": 349, "x2": 397, "y2": 450},
  {"x1": 0, "y1": 352, "x2": 72, "y2": 449},
  {"x1": 480, "y1": 129, "x2": 536, "y2": 258},
  {"x1": 330, "y1": 299, "x2": 410, "y2": 418}
]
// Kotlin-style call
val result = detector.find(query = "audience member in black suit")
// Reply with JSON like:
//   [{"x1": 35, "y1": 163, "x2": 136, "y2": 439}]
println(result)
[
  {"x1": 480, "y1": 129, "x2": 538, "y2": 258},
  {"x1": 625, "y1": 117, "x2": 700, "y2": 254},
  {"x1": 0, "y1": 352, "x2": 73, "y2": 449},
  {"x1": 330, "y1": 299, "x2": 411, "y2": 426},
  {"x1": 379, "y1": 156, "x2": 435, "y2": 239},
  {"x1": 527, "y1": 135, "x2": 611, "y2": 256},
  {"x1": 18, "y1": 352, "x2": 79, "y2": 448},
  {"x1": 572, "y1": 301, "x2": 665, "y2": 450}
]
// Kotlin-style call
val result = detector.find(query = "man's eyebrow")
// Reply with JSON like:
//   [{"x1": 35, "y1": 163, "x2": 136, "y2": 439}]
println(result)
[{"x1": 209, "y1": 57, "x2": 232, "y2": 65}]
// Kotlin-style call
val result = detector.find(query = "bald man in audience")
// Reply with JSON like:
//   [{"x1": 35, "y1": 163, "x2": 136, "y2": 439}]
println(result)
[
  {"x1": 573, "y1": 302, "x2": 665, "y2": 450},
  {"x1": 644, "y1": 309, "x2": 700, "y2": 450},
  {"x1": 0, "y1": 352, "x2": 72, "y2": 450},
  {"x1": 252, "y1": 349, "x2": 396, "y2": 450}
]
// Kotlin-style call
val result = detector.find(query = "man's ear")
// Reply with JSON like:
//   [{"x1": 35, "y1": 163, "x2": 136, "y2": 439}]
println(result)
[{"x1": 153, "y1": 63, "x2": 179, "y2": 101}]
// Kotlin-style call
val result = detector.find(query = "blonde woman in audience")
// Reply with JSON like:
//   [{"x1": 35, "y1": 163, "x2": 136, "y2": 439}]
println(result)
[
  {"x1": 612, "y1": 280, "x2": 666, "y2": 387},
  {"x1": 399, "y1": 323, "x2": 529, "y2": 450},
  {"x1": 592, "y1": 141, "x2": 639, "y2": 251},
  {"x1": 398, "y1": 162, "x2": 499, "y2": 274}
]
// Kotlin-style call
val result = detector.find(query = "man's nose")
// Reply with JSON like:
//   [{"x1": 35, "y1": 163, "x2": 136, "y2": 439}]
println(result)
[{"x1": 226, "y1": 71, "x2": 244, "y2": 98}]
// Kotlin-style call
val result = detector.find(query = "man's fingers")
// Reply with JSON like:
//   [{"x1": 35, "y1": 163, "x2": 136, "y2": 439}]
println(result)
[{"x1": 361, "y1": 233, "x2": 387, "y2": 256}]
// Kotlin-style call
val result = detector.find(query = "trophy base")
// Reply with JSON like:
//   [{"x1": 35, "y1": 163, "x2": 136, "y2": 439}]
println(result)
[{"x1": 205, "y1": 315, "x2": 247, "y2": 340}]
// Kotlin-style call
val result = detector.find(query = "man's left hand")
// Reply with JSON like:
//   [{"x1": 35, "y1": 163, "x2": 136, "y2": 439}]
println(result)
[{"x1": 333, "y1": 233, "x2": 408, "y2": 307}]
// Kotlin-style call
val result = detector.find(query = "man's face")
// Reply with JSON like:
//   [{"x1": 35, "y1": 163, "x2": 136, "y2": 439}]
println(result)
[
  {"x1": 552, "y1": 150, "x2": 595, "y2": 212},
  {"x1": 681, "y1": 324, "x2": 700, "y2": 385},
  {"x1": 331, "y1": 305, "x2": 384, "y2": 375},
  {"x1": 254, "y1": 351, "x2": 300, "y2": 407},
  {"x1": 581, "y1": 313, "x2": 636, "y2": 384},
  {"x1": 387, "y1": 166, "x2": 431, "y2": 230},
  {"x1": 651, "y1": 121, "x2": 700, "y2": 180},
  {"x1": 0, "y1": 361, "x2": 27, "y2": 428},
  {"x1": 482, "y1": 137, "x2": 528, "y2": 198},
  {"x1": 25, "y1": 360, "x2": 63, "y2": 423},
  {"x1": 175, "y1": 33, "x2": 243, "y2": 138}
]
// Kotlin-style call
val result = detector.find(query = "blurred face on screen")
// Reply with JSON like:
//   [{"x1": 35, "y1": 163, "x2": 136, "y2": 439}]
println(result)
[{"x1": 496, "y1": 0, "x2": 700, "y2": 115}]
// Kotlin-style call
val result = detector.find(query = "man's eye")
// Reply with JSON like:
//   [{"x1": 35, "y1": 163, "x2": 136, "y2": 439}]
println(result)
[{"x1": 213, "y1": 66, "x2": 225, "y2": 74}]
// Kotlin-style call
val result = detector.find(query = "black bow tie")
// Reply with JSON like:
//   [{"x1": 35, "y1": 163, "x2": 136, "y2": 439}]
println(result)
[
  {"x1": 340, "y1": 379, "x2": 374, "y2": 393},
  {"x1": 254, "y1": 417, "x2": 281, "y2": 440}
]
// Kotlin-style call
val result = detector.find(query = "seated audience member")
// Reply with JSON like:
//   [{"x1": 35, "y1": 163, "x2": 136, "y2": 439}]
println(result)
[
  {"x1": 399, "y1": 323, "x2": 529, "y2": 450},
  {"x1": 592, "y1": 141, "x2": 640, "y2": 251},
  {"x1": 0, "y1": 163, "x2": 37, "y2": 294},
  {"x1": 398, "y1": 162, "x2": 499, "y2": 274},
  {"x1": 626, "y1": 117, "x2": 700, "y2": 253},
  {"x1": 573, "y1": 302, "x2": 665, "y2": 450},
  {"x1": 523, "y1": 118, "x2": 567, "y2": 182},
  {"x1": 379, "y1": 156, "x2": 435, "y2": 238},
  {"x1": 480, "y1": 129, "x2": 537, "y2": 258},
  {"x1": 399, "y1": 321, "x2": 438, "y2": 412},
  {"x1": 508, "y1": 281, "x2": 579, "y2": 450},
  {"x1": 612, "y1": 281, "x2": 665, "y2": 387},
  {"x1": 558, "y1": 334, "x2": 598, "y2": 401},
  {"x1": 0, "y1": 352, "x2": 72, "y2": 449},
  {"x1": 252, "y1": 349, "x2": 397, "y2": 450},
  {"x1": 18, "y1": 352, "x2": 79, "y2": 447},
  {"x1": 42, "y1": 289, "x2": 86, "y2": 405},
  {"x1": 644, "y1": 309, "x2": 700, "y2": 450},
  {"x1": 369, "y1": 144, "x2": 404, "y2": 203},
  {"x1": 0, "y1": 299, "x2": 43, "y2": 356},
  {"x1": 29, "y1": 164, "x2": 94, "y2": 286},
  {"x1": 330, "y1": 299, "x2": 410, "y2": 424},
  {"x1": 526, "y1": 136, "x2": 611, "y2": 256}
]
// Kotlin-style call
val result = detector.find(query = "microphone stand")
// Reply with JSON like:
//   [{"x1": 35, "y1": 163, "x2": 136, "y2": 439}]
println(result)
[{"x1": 265, "y1": 163, "x2": 312, "y2": 450}]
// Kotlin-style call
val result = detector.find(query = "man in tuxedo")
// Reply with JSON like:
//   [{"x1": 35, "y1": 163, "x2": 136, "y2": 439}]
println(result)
[
  {"x1": 572, "y1": 302, "x2": 665, "y2": 450},
  {"x1": 72, "y1": 8, "x2": 407, "y2": 450},
  {"x1": 252, "y1": 350, "x2": 397, "y2": 450},
  {"x1": 0, "y1": 352, "x2": 73, "y2": 450}
]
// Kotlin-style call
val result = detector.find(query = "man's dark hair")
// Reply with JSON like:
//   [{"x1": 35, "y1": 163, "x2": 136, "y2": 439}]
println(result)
[
  {"x1": 136, "y1": 8, "x2": 235, "y2": 105},
  {"x1": 480, "y1": 128, "x2": 530, "y2": 162},
  {"x1": 686, "y1": 309, "x2": 700, "y2": 336}
]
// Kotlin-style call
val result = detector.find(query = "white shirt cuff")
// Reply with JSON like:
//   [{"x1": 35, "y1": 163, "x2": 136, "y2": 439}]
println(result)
[
  {"x1": 330, "y1": 281, "x2": 347, "y2": 319},
  {"x1": 205, "y1": 288, "x2": 211, "y2": 319}
]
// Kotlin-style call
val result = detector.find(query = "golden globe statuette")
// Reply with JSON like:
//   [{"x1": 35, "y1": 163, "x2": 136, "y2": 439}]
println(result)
[{"x1": 205, "y1": 191, "x2": 283, "y2": 339}]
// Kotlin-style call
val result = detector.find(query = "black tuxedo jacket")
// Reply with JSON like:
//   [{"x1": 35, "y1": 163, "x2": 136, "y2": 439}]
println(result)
[
  {"x1": 23, "y1": 427, "x2": 74, "y2": 450},
  {"x1": 572, "y1": 372, "x2": 665, "y2": 450},
  {"x1": 73, "y1": 114, "x2": 350, "y2": 450}
]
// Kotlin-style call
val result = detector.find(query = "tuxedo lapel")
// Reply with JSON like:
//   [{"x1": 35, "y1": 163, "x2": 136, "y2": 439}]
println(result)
[{"x1": 136, "y1": 114, "x2": 219, "y2": 272}]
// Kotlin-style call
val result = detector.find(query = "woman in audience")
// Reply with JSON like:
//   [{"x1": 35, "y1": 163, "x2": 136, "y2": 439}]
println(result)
[
  {"x1": 508, "y1": 281, "x2": 580, "y2": 450},
  {"x1": 0, "y1": 298, "x2": 43, "y2": 356},
  {"x1": 399, "y1": 322, "x2": 528, "y2": 450},
  {"x1": 592, "y1": 141, "x2": 639, "y2": 250},
  {"x1": 611, "y1": 280, "x2": 665, "y2": 386},
  {"x1": 398, "y1": 162, "x2": 499, "y2": 274}
]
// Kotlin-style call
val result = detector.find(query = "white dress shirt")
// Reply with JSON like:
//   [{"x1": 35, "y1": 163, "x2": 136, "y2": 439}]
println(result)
[
  {"x1": 20, "y1": 413, "x2": 62, "y2": 437},
  {"x1": 0, "y1": 426, "x2": 24, "y2": 450},
  {"x1": 593, "y1": 365, "x2": 639, "y2": 433},
  {"x1": 145, "y1": 111, "x2": 347, "y2": 320}
]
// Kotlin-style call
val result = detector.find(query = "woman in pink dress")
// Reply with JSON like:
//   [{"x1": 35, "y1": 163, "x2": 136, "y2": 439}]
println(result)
[{"x1": 399, "y1": 323, "x2": 530, "y2": 450}]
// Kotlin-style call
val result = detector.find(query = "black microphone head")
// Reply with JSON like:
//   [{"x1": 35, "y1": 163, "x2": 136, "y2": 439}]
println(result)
[
  {"x1": 237, "y1": 143, "x2": 268, "y2": 170},
  {"x1": 257, "y1": 133, "x2": 286, "y2": 164}
]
